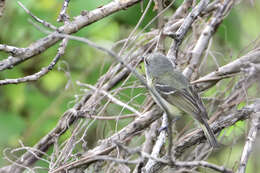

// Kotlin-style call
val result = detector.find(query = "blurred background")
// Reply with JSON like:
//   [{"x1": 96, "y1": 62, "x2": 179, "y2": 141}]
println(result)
[{"x1": 0, "y1": 0, "x2": 260, "y2": 172}]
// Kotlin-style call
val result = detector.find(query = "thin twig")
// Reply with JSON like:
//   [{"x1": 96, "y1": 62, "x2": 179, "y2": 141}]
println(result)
[
  {"x1": 57, "y1": 0, "x2": 70, "y2": 22},
  {"x1": 168, "y1": 0, "x2": 209, "y2": 63},
  {"x1": 237, "y1": 109, "x2": 260, "y2": 173},
  {"x1": 144, "y1": 113, "x2": 168, "y2": 172},
  {"x1": 17, "y1": 1, "x2": 57, "y2": 30},
  {"x1": 77, "y1": 82, "x2": 142, "y2": 116},
  {"x1": 0, "y1": 38, "x2": 68, "y2": 85}
]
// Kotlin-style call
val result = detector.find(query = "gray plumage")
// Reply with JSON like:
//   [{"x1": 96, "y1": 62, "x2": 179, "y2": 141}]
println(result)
[{"x1": 144, "y1": 53, "x2": 218, "y2": 148}]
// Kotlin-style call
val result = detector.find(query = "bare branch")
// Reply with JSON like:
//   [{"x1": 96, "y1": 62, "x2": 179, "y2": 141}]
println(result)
[
  {"x1": 237, "y1": 103, "x2": 260, "y2": 173},
  {"x1": 0, "y1": 38, "x2": 68, "y2": 85},
  {"x1": 167, "y1": 0, "x2": 209, "y2": 63},
  {"x1": 174, "y1": 107, "x2": 253, "y2": 158},
  {"x1": 144, "y1": 113, "x2": 168, "y2": 172},
  {"x1": 57, "y1": 0, "x2": 70, "y2": 22},
  {"x1": 0, "y1": 44, "x2": 25, "y2": 55},
  {"x1": 49, "y1": 108, "x2": 162, "y2": 173},
  {"x1": 0, "y1": 0, "x2": 142, "y2": 71},
  {"x1": 183, "y1": 0, "x2": 234, "y2": 79},
  {"x1": 17, "y1": 1, "x2": 57, "y2": 30},
  {"x1": 77, "y1": 82, "x2": 142, "y2": 116},
  {"x1": 193, "y1": 48, "x2": 260, "y2": 91}
]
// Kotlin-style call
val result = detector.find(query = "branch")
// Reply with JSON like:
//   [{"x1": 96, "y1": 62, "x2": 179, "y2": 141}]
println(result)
[
  {"x1": 174, "y1": 160, "x2": 233, "y2": 173},
  {"x1": 0, "y1": 38, "x2": 68, "y2": 85},
  {"x1": 0, "y1": 48, "x2": 147, "y2": 173},
  {"x1": 192, "y1": 48, "x2": 260, "y2": 91},
  {"x1": 0, "y1": 0, "x2": 142, "y2": 71},
  {"x1": 49, "y1": 108, "x2": 162, "y2": 173},
  {"x1": 183, "y1": 0, "x2": 234, "y2": 79},
  {"x1": 52, "y1": 102, "x2": 255, "y2": 173},
  {"x1": 174, "y1": 107, "x2": 253, "y2": 158},
  {"x1": 57, "y1": 0, "x2": 70, "y2": 22},
  {"x1": 17, "y1": 1, "x2": 57, "y2": 30},
  {"x1": 77, "y1": 82, "x2": 142, "y2": 116},
  {"x1": 81, "y1": 141, "x2": 233, "y2": 173},
  {"x1": 167, "y1": 0, "x2": 209, "y2": 63},
  {"x1": 237, "y1": 103, "x2": 260, "y2": 173},
  {"x1": 144, "y1": 113, "x2": 168, "y2": 172}
]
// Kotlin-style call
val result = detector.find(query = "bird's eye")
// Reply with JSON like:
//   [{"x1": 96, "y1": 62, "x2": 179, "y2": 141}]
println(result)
[{"x1": 144, "y1": 58, "x2": 149, "y2": 65}]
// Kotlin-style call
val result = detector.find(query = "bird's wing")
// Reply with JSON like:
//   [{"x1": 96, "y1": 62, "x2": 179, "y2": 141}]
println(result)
[{"x1": 155, "y1": 83, "x2": 208, "y2": 122}]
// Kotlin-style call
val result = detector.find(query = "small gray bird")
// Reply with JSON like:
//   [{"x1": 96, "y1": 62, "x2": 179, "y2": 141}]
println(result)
[{"x1": 144, "y1": 52, "x2": 218, "y2": 148}]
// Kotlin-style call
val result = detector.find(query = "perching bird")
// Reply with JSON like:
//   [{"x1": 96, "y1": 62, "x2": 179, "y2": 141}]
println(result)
[{"x1": 144, "y1": 52, "x2": 218, "y2": 148}]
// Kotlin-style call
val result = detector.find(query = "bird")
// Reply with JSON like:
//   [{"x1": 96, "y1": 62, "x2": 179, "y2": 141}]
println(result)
[{"x1": 144, "y1": 52, "x2": 219, "y2": 148}]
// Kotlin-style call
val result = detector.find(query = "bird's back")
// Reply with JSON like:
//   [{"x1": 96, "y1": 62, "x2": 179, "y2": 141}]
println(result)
[{"x1": 155, "y1": 68, "x2": 190, "y2": 91}]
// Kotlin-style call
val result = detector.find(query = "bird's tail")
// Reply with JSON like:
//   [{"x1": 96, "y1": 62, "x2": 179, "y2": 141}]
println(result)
[{"x1": 200, "y1": 121, "x2": 219, "y2": 148}]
